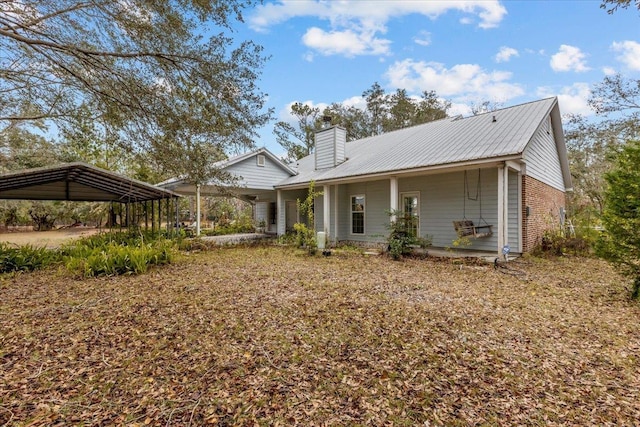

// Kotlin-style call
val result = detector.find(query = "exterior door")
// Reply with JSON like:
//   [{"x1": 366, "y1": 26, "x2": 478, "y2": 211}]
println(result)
[{"x1": 400, "y1": 192, "x2": 420, "y2": 237}]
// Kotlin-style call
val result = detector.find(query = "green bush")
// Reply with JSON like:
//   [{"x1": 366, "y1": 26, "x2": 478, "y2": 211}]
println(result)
[
  {"x1": 386, "y1": 209, "x2": 430, "y2": 260},
  {"x1": 0, "y1": 243, "x2": 61, "y2": 273},
  {"x1": 64, "y1": 239, "x2": 174, "y2": 277}
]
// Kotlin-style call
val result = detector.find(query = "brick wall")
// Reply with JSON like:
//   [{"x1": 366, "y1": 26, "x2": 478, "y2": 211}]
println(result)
[{"x1": 522, "y1": 175, "x2": 566, "y2": 252}]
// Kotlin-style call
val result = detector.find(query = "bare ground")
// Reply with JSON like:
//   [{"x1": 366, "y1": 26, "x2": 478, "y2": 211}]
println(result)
[
  {"x1": 0, "y1": 247, "x2": 639, "y2": 426},
  {"x1": 0, "y1": 228, "x2": 102, "y2": 248}
]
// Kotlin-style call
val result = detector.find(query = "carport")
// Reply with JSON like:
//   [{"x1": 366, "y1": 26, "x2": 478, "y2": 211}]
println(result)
[{"x1": 0, "y1": 162, "x2": 181, "y2": 231}]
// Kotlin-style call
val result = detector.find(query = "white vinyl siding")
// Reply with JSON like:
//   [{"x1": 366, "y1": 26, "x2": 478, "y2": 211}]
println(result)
[
  {"x1": 336, "y1": 180, "x2": 388, "y2": 243},
  {"x1": 225, "y1": 154, "x2": 292, "y2": 190},
  {"x1": 255, "y1": 202, "x2": 268, "y2": 225},
  {"x1": 399, "y1": 170, "x2": 499, "y2": 251},
  {"x1": 315, "y1": 127, "x2": 346, "y2": 169},
  {"x1": 523, "y1": 115, "x2": 565, "y2": 191}
]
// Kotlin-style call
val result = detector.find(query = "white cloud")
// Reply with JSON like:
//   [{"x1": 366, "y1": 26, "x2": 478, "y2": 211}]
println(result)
[
  {"x1": 495, "y1": 46, "x2": 519, "y2": 63},
  {"x1": 602, "y1": 66, "x2": 617, "y2": 76},
  {"x1": 537, "y1": 83, "x2": 592, "y2": 116},
  {"x1": 248, "y1": 1, "x2": 506, "y2": 57},
  {"x1": 449, "y1": 102, "x2": 473, "y2": 117},
  {"x1": 550, "y1": 45, "x2": 590, "y2": 72},
  {"x1": 385, "y1": 59, "x2": 524, "y2": 103},
  {"x1": 611, "y1": 40, "x2": 640, "y2": 71},
  {"x1": 302, "y1": 26, "x2": 391, "y2": 57},
  {"x1": 414, "y1": 30, "x2": 431, "y2": 47}
]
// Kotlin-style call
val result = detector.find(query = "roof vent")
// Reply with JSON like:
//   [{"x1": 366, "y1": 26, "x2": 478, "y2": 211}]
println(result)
[{"x1": 492, "y1": 115, "x2": 497, "y2": 123}]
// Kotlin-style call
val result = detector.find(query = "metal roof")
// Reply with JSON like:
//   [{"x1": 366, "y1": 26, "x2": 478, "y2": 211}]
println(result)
[
  {"x1": 278, "y1": 97, "x2": 563, "y2": 187},
  {"x1": 0, "y1": 162, "x2": 180, "y2": 202}
]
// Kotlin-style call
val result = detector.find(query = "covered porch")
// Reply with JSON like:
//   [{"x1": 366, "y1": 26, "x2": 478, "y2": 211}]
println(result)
[{"x1": 277, "y1": 161, "x2": 524, "y2": 256}]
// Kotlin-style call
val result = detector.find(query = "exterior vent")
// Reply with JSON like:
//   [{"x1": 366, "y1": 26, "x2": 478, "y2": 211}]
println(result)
[
  {"x1": 257, "y1": 154, "x2": 265, "y2": 167},
  {"x1": 315, "y1": 126, "x2": 346, "y2": 170}
]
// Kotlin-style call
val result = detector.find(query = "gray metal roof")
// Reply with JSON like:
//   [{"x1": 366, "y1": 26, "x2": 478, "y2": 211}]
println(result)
[
  {"x1": 0, "y1": 162, "x2": 180, "y2": 202},
  {"x1": 278, "y1": 97, "x2": 561, "y2": 187}
]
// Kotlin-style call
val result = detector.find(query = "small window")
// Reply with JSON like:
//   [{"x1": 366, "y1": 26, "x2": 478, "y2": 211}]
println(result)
[
  {"x1": 351, "y1": 195, "x2": 365, "y2": 234},
  {"x1": 257, "y1": 154, "x2": 266, "y2": 167}
]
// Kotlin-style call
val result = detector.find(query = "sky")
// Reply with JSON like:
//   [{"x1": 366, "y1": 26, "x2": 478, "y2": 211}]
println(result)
[{"x1": 230, "y1": 0, "x2": 640, "y2": 155}]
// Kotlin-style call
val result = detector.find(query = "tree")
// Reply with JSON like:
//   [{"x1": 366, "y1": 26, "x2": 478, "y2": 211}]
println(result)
[
  {"x1": 596, "y1": 140, "x2": 640, "y2": 299},
  {"x1": 322, "y1": 103, "x2": 371, "y2": 141},
  {"x1": 273, "y1": 102, "x2": 321, "y2": 162},
  {"x1": 363, "y1": 82, "x2": 388, "y2": 136},
  {"x1": 275, "y1": 84, "x2": 451, "y2": 161},
  {"x1": 564, "y1": 75, "x2": 640, "y2": 224},
  {"x1": 0, "y1": 124, "x2": 59, "y2": 172},
  {"x1": 600, "y1": 0, "x2": 640, "y2": 14},
  {"x1": 0, "y1": 0, "x2": 271, "y2": 183}
]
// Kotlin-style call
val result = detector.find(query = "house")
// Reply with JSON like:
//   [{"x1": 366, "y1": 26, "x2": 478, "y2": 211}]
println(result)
[{"x1": 161, "y1": 97, "x2": 572, "y2": 255}]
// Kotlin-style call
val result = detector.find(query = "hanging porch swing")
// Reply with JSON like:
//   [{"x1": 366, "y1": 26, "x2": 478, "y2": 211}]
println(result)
[{"x1": 452, "y1": 169, "x2": 493, "y2": 238}]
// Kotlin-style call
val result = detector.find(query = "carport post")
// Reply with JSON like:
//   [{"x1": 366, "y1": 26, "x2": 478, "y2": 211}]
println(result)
[
  {"x1": 196, "y1": 184, "x2": 201, "y2": 236},
  {"x1": 166, "y1": 197, "x2": 170, "y2": 232},
  {"x1": 151, "y1": 200, "x2": 155, "y2": 233}
]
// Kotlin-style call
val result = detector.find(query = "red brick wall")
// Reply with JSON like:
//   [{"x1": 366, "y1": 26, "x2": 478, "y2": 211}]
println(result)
[{"x1": 522, "y1": 175, "x2": 566, "y2": 252}]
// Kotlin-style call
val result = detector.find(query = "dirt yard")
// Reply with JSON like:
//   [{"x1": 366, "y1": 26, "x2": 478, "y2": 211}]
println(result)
[
  {"x1": 1, "y1": 247, "x2": 639, "y2": 426},
  {"x1": 0, "y1": 227, "x2": 102, "y2": 248}
]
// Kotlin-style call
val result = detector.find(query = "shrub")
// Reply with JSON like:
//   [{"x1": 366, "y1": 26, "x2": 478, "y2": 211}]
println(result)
[
  {"x1": 64, "y1": 239, "x2": 174, "y2": 277},
  {"x1": 386, "y1": 209, "x2": 430, "y2": 260},
  {"x1": 596, "y1": 139, "x2": 640, "y2": 300},
  {"x1": 0, "y1": 243, "x2": 61, "y2": 273},
  {"x1": 294, "y1": 181, "x2": 323, "y2": 255}
]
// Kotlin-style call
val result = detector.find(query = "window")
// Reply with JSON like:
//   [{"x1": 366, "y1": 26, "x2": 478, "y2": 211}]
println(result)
[
  {"x1": 257, "y1": 154, "x2": 266, "y2": 167},
  {"x1": 351, "y1": 195, "x2": 365, "y2": 234},
  {"x1": 400, "y1": 192, "x2": 420, "y2": 237}
]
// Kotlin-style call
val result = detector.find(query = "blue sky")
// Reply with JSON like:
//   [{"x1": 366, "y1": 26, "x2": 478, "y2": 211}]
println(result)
[{"x1": 232, "y1": 0, "x2": 640, "y2": 155}]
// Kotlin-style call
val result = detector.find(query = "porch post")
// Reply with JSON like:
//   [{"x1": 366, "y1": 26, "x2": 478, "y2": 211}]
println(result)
[
  {"x1": 497, "y1": 165, "x2": 509, "y2": 256},
  {"x1": 323, "y1": 185, "x2": 330, "y2": 235},
  {"x1": 196, "y1": 184, "x2": 201, "y2": 236},
  {"x1": 390, "y1": 176, "x2": 398, "y2": 222},
  {"x1": 276, "y1": 189, "x2": 284, "y2": 236},
  {"x1": 333, "y1": 185, "x2": 339, "y2": 244}
]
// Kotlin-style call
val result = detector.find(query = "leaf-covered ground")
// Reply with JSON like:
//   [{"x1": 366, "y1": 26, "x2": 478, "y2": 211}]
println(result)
[{"x1": 1, "y1": 247, "x2": 639, "y2": 426}]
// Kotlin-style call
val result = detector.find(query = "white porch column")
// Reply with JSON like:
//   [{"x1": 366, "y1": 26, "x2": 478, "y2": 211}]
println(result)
[
  {"x1": 195, "y1": 184, "x2": 201, "y2": 236},
  {"x1": 276, "y1": 189, "x2": 283, "y2": 236},
  {"x1": 390, "y1": 176, "x2": 398, "y2": 222},
  {"x1": 333, "y1": 185, "x2": 339, "y2": 244},
  {"x1": 497, "y1": 165, "x2": 509, "y2": 256},
  {"x1": 323, "y1": 185, "x2": 331, "y2": 235}
]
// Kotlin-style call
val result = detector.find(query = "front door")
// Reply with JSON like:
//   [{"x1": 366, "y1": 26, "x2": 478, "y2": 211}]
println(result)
[{"x1": 400, "y1": 192, "x2": 420, "y2": 237}]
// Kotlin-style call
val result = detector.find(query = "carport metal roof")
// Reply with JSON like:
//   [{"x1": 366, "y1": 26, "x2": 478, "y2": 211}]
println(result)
[{"x1": 0, "y1": 162, "x2": 180, "y2": 202}]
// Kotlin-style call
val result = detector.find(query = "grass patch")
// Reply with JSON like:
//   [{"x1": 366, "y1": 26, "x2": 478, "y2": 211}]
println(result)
[{"x1": 0, "y1": 248, "x2": 639, "y2": 425}]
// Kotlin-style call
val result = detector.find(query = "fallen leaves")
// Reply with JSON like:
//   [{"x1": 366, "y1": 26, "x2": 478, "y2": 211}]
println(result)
[{"x1": 0, "y1": 247, "x2": 639, "y2": 426}]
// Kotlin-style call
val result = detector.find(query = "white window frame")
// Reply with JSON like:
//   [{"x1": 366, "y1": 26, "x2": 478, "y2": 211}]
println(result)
[
  {"x1": 257, "y1": 154, "x2": 266, "y2": 167},
  {"x1": 400, "y1": 191, "x2": 420, "y2": 237},
  {"x1": 350, "y1": 194, "x2": 365, "y2": 235}
]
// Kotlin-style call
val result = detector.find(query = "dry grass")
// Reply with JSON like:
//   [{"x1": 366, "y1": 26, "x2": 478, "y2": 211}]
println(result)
[{"x1": 1, "y1": 246, "x2": 639, "y2": 426}]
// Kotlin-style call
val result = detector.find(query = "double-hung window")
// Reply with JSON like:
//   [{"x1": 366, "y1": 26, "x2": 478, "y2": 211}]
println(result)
[{"x1": 351, "y1": 195, "x2": 365, "y2": 234}]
